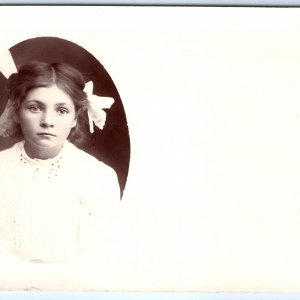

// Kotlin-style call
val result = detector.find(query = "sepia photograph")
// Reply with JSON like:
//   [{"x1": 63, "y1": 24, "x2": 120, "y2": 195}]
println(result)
[
  {"x1": 0, "y1": 36, "x2": 131, "y2": 263},
  {"x1": 0, "y1": 5, "x2": 300, "y2": 294}
]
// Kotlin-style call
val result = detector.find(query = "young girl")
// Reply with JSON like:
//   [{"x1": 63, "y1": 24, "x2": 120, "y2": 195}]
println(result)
[{"x1": 0, "y1": 61, "x2": 120, "y2": 264}]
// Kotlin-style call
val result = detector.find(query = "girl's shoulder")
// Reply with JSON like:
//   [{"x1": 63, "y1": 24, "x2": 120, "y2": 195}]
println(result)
[
  {"x1": 0, "y1": 141, "x2": 23, "y2": 162},
  {"x1": 65, "y1": 141, "x2": 120, "y2": 199},
  {"x1": 0, "y1": 142, "x2": 24, "y2": 178},
  {"x1": 64, "y1": 141, "x2": 116, "y2": 177}
]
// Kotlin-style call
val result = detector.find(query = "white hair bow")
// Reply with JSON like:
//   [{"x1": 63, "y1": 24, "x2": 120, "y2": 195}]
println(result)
[
  {"x1": 0, "y1": 50, "x2": 18, "y2": 137},
  {"x1": 84, "y1": 81, "x2": 114, "y2": 133},
  {"x1": 0, "y1": 50, "x2": 17, "y2": 78}
]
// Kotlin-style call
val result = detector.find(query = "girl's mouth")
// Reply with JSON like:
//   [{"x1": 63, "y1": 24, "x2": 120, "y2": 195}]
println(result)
[{"x1": 37, "y1": 133, "x2": 56, "y2": 137}]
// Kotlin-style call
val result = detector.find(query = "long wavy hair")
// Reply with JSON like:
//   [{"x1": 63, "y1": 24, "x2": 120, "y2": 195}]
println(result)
[{"x1": 7, "y1": 61, "x2": 90, "y2": 147}]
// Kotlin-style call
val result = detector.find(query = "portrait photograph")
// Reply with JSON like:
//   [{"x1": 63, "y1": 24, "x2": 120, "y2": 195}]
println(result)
[{"x1": 0, "y1": 5, "x2": 300, "y2": 294}]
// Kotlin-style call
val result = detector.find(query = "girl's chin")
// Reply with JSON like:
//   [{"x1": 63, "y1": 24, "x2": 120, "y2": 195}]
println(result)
[{"x1": 24, "y1": 140, "x2": 65, "y2": 159}]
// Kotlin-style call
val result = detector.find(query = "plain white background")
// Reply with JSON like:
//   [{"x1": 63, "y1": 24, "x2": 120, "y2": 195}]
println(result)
[{"x1": 1, "y1": 6, "x2": 300, "y2": 292}]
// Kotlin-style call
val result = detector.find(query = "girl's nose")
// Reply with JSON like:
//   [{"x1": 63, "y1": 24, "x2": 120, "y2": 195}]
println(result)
[{"x1": 40, "y1": 112, "x2": 54, "y2": 128}]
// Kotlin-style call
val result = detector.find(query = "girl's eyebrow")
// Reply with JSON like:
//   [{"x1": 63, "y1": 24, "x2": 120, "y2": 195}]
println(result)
[
  {"x1": 54, "y1": 102, "x2": 73, "y2": 107},
  {"x1": 24, "y1": 100, "x2": 72, "y2": 107},
  {"x1": 24, "y1": 99, "x2": 44, "y2": 105}
]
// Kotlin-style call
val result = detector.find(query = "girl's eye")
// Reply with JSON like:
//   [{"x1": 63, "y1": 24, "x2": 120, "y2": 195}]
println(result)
[
  {"x1": 57, "y1": 107, "x2": 69, "y2": 115},
  {"x1": 27, "y1": 105, "x2": 41, "y2": 113}
]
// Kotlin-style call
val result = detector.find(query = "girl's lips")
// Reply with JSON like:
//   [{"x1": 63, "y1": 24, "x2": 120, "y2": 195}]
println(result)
[{"x1": 37, "y1": 133, "x2": 56, "y2": 137}]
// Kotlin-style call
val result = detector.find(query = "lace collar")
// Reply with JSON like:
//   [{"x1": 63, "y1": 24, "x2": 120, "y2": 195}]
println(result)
[{"x1": 15, "y1": 141, "x2": 68, "y2": 179}]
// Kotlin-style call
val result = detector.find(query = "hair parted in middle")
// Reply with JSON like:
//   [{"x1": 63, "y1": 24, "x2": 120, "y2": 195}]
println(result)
[{"x1": 7, "y1": 60, "x2": 90, "y2": 147}]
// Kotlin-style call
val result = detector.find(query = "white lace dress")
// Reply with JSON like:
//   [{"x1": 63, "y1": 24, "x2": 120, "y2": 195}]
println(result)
[{"x1": 0, "y1": 140, "x2": 119, "y2": 263}]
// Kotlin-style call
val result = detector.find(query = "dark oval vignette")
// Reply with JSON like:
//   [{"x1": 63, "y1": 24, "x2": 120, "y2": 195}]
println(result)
[{"x1": 0, "y1": 36, "x2": 130, "y2": 198}]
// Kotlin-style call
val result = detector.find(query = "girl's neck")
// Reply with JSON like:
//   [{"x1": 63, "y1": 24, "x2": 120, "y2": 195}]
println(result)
[{"x1": 24, "y1": 142, "x2": 64, "y2": 160}]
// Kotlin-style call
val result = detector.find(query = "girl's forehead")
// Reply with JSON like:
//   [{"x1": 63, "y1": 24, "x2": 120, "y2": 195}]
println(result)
[{"x1": 25, "y1": 85, "x2": 74, "y2": 106}]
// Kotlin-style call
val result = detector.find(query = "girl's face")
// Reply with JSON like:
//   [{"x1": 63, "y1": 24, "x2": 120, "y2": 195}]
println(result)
[{"x1": 16, "y1": 84, "x2": 77, "y2": 158}]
